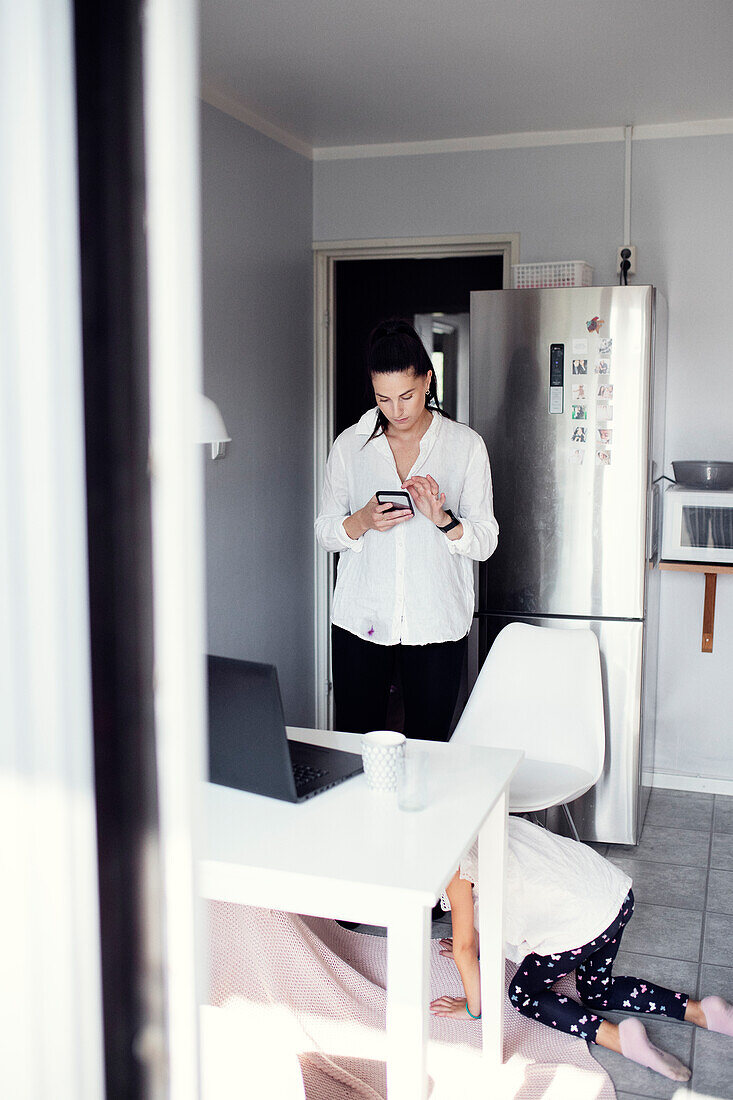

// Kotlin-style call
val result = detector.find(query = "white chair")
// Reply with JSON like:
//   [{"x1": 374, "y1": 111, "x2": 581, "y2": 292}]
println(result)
[{"x1": 451, "y1": 621, "x2": 605, "y2": 839}]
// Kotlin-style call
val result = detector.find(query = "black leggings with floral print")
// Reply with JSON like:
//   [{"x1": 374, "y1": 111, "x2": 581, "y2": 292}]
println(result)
[{"x1": 509, "y1": 890, "x2": 688, "y2": 1043}]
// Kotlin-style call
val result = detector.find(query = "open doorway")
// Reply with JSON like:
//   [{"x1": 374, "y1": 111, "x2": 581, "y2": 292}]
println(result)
[
  {"x1": 334, "y1": 253, "x2": 503, "y2": 434},
  {"x1": 313, "y1": 236, "x2": 518, "y2": 727}
]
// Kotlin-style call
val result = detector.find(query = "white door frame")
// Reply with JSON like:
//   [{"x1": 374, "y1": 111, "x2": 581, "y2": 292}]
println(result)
[{"x1": 312, "y1": 233, "x2": 520, "y2": 729}]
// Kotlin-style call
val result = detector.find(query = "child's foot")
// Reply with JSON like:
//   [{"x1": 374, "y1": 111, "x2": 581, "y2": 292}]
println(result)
[
  {"x1": 618, "y1": 1018, "x2": 691, "y2": 1081},
  {"x1": 701, "y1": 995, "x2": 733, "y2": 1036}
]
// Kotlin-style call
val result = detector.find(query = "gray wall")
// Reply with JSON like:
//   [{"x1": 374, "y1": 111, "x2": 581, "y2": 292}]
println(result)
[
  {"x1": 314, "y1": 141, "x2": 625, "y2": 282},
  {"x1": 315, "y1": 135, "x2": 733, "y2": 781},
  {"x1": 201, "y1": 102, "x2": 314, "y2": 725}
]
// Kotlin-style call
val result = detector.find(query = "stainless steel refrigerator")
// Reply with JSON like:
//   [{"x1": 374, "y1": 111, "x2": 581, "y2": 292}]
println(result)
[{"x1": 469, "y1": 285, "x2": 667, "y2": 844}]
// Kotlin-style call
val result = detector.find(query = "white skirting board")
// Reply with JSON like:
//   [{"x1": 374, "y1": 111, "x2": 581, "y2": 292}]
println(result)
[{"x1": 644, "y1": 771, "x2": 733, "y2": 797}]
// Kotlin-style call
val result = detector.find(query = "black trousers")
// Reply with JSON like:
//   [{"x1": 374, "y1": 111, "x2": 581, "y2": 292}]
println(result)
[{"x1": 331, "y1": 624, "x2": 468, "y2": 742}]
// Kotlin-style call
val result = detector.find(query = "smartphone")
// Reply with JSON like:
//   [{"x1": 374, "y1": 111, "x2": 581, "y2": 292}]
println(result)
[{"x1": 376, "y1": 489, "x2": 414, "y2": 515}]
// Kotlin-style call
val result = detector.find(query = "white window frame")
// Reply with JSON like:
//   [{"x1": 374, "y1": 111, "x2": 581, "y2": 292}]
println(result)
[
  {"x1": 1, "y1": 3, "x2": 104, "y2": 1097},
  {"x1": 1, "y1": 2, "x2": 207, "y2": 1096},
  {"x1": 143, "y1": 0, "x2": 206, "y2": 1095},
  {"x1": 312, "y1": 234, "x2": 520, "y2": 728}
]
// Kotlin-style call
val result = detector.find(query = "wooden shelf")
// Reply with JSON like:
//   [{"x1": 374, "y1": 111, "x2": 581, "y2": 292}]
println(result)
[
  {"x1": 658, "y1": 560, "x2": 732, "y2": 651},
  {"x1": 659, "y1": 561, "x2": 733, "y2": 575}
]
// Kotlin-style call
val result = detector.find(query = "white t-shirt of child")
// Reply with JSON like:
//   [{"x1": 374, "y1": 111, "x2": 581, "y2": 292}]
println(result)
[{"x1": 441, "y1": 816, "x2": 632, "y2": 964}]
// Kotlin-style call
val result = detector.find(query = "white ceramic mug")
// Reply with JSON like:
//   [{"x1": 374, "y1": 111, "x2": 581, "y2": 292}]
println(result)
[{"x1": 361, "y1": 730, "x2": 406, "y2": 791}]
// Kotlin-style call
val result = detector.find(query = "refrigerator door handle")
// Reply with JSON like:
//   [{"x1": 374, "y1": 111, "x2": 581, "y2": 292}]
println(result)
[{"x1": 648, "y1": 480, "x2": 660, "y2": 565}]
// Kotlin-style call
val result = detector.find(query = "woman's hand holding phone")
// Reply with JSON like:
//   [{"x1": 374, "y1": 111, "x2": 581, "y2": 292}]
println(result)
[
  {"x1": 343, "y1": 494, "x2": 412, "y2": 540},
  {"x1": 367, "y1": 495, "x2": 413, "y2": 532}
]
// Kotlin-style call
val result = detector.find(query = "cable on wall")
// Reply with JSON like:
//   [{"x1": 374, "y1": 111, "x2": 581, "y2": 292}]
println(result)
[{"x1": 620, "y1": 124, "x2": 633, "y2": 285}]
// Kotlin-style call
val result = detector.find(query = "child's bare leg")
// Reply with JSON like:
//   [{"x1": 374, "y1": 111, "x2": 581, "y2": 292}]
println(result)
[
  {"x1": 685, "y1": 998, "x2": 707, "y2": 1027},
  {"x1": 596, "y1": 1019, "x2": 690, "y2": 1081},
  {"x1": 595, "y1": 1020, "x2": 622, "y2": 1053}
]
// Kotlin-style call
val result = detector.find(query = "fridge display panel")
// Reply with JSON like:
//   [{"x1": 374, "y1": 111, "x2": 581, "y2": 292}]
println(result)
[{"x1": 548, "y1": 343, "x2": 564, "y2": 413}]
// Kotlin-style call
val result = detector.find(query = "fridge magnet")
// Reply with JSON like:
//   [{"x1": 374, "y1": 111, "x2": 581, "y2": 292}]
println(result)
[
  {"x1": 598, "y1": 337, "x2": 613, "y2": 356},
  {"x1": 572, "y1": 338, "x2": 589, "y2": 355},
  {"x1": 597, "y1": 428, "x2": 613, "y2": 445},
  {"x1": 569, "y1": 448, "x2": 585, "y2": 465},
  {"x1": 586, "y1": 316, "x2": 605, "y2": 334},
  {"x1": 571, "y1": 404, "x2": 588, "y2": 420},
  {"x1": 597, "y1": 383, "x2": 614, "y2": 400},
  {"x1": 594, "y1": 359, "x2": 611, "y2": 375},
  {"x1": 596, "y1": 402, "x2": 613, "y2": 420},
  {"x1": 572, "y1": 383, "x2": 588, "y2": 402},
  {"x1": 596, "y1": 449, "x2": 612, "y2": 466},
  {"x1": 571, "y1": 425, "x2": 587, "y2": 443},
  {"x1": 571, "y1": 358, "x2": 588, "y2": 375}
]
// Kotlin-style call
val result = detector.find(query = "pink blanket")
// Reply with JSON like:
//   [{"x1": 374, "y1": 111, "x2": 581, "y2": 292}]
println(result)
[{"x1": 208, "y1": 903, "x2": 614, "y2": 1100}]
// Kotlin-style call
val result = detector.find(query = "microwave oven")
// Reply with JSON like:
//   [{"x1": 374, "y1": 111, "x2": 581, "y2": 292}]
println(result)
[{"x1": 662, "y1": 485, "x2": 733, "y2": 565}]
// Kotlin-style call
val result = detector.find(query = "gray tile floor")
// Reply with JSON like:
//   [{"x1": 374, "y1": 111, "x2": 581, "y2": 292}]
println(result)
[
  {"x1": 592, "y1": 788, "x2": 733, "y2": 1099},
  {"x1": 350, "y1": 789, "x2": 733, "y2": 1098}
]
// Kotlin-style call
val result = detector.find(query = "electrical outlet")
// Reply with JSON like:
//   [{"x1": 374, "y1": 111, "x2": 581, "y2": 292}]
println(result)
[{"x1": 617, "y1": 245, "x2": 637, "y2": 275}]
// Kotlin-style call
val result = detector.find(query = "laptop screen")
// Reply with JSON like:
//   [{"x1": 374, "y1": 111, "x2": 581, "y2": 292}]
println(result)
[{"x1": 207, "y1": 655, "x2": 297, "y2": 800}]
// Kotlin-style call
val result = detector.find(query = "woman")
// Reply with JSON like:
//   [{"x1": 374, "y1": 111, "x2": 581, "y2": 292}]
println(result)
[{"x1": 315, "y1": 318, "x2": 498, "y2": 741}]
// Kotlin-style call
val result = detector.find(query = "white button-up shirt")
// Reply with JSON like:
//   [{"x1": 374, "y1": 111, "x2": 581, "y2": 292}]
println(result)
[{"x1": 315, "y1": 409, "x2": 499, "y2": 645}]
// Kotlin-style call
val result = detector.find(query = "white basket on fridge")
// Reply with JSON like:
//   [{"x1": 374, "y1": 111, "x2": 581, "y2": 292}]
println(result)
[{"x1": 511, "y1": 261, "x2": 593, "y2": 289}]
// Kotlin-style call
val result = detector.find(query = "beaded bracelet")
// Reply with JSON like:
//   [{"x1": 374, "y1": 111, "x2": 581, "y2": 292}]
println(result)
[{"x1": 465, "y1": 1004, "x2": 481, "y2": 1019}]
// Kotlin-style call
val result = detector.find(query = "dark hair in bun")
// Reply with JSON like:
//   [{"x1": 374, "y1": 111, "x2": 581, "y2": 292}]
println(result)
[{"x1": 364, "y1": 318, "x2": 443, "y2": 442}]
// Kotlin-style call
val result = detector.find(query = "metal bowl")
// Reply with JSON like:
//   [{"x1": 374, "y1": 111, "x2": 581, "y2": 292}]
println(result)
[{"x1": 672, "y1": 461, "x2": 733, "y2": 490}]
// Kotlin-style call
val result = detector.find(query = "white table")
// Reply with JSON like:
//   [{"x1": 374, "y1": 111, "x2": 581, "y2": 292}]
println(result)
[{"x1": 201, "y1": 728, "x2": 522, "y2": 1100}]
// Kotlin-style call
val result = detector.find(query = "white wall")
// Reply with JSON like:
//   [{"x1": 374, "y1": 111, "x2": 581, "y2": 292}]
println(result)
[
  {"x1": 314, "y1": 133, "x2": 733, "y2": 781},
  {"x1": 632, "y1": 134, "x2": 733, "y2": 781},
  {"x1": 201, "y1": 103, "x2": 315, "y2": 724}
]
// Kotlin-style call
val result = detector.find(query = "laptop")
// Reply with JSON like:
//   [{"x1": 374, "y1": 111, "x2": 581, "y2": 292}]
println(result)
[{"x1": 207, "y1": 654, "x2": 363, "y2": 802}]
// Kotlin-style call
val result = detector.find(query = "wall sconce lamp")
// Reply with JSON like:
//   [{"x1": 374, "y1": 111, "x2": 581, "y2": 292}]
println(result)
[{"x1": 197, "y1": 394, "x2": 231, "y2": 459}]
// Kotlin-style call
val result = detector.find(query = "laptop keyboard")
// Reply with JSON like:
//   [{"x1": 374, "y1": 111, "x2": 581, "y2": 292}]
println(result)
[{"x1": 293, "y1": 762, "x2": 329, "y2": 789}]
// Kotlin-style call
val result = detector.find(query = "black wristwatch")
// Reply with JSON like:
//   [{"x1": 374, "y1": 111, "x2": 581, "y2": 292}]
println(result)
[{"x1": 437, "y1": 509, "x2": 460, "y2": 534}]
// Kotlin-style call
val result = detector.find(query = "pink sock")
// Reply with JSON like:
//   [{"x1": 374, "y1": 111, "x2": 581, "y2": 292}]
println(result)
[
  {"x1": 618, "y1": 1018, "x2": 691, "y2": 1082},
  {"x1": 702, "y1": 995, "x2": 733, "y2": 1036}
]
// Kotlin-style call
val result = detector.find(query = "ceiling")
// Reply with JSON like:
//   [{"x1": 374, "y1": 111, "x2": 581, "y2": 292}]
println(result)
[{"x1": 200, "y1": 0, "x2": 733, "y2": 152}]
